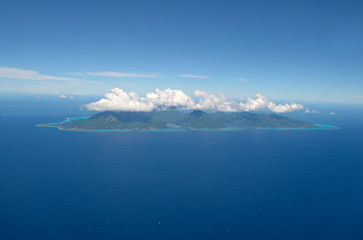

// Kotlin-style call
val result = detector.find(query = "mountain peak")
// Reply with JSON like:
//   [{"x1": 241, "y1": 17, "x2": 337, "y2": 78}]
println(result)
[
  {"x1": 190, "y1": 110, "x2": 207, "y2": 118},
  {"x1": 42, "y1": 110, "x2": 319, "y2": 131}
]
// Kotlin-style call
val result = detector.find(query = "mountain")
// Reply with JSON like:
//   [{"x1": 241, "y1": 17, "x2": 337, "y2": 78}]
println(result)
[
  {"x1": 42, "y1": 110, "x2": 319, "y2": 131},
  {"x1": 59, "y1": 111, "x2": 167, "y2": 130},
  {"x1": 212, "y1": 112, "x2": 317, "y2": 128},
  {"x1": 178, "y1": 110, "x2": 225, "y2": 129}
]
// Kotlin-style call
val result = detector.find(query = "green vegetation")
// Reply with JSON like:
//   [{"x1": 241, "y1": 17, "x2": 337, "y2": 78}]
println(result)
[
  {"x1": 60, "y1": 111, "x2": 167, "y2": 130},
  {"x1": 212, "y1": 112, "x2": 317, "y2": 128},
  {"x1": 178, "y1": 110, "x2": 225, "y2": 128},
  {"x1": 47, "y1": 109, "x2": 318, "y2": 131}
]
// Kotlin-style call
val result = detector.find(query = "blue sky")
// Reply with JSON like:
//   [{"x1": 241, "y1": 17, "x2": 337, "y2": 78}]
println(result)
[{"x1": 0, "y1": 0, "x2": 362, "y2": 103}]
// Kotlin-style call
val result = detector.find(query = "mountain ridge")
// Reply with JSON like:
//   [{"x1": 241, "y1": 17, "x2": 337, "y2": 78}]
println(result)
[{"x1": 42, "y1": 110, "x2": 319, "y2": 131}]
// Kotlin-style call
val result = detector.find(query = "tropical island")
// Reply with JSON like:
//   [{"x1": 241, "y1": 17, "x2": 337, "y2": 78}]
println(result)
[{"x1": 39, "y1": 110, "x2": 322, "y2": 131}]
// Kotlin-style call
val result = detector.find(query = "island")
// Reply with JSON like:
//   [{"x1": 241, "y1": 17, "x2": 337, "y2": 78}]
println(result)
[{"x1": 38, "y1": 110, "x2": 322, "y2": 131}]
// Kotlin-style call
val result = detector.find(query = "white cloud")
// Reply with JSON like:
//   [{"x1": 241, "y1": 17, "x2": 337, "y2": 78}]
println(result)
[
  {"x1": 330, "y1": 112, "x2": 336, "y2": 115},
  {"x1": 237, "y1": 78, "x2": 248, "y2": 82},
  {"x1": 59, "y1": 94, "x2": 74, "y2": 99},
  {"x1": 85, "y1": 88, "x2": 305, "y2": 113},
  {"x1": 179, "y1": 74, "x2": 212, "y2": 79},
  {"x1": 0, "y1": 67, "x2": 78, "y2": 81},
  {"x1": 268, "y1": 102, "x2": 304, "y2": 113},
  {"x1": 353, "y1": 95, "x2": 363, "y2": 99},
  {"x1": 240, "y1": 94, "x2": 270, "y2": 112},
  {"x1": 85, "y1": 88, "x2": 194, "y2": 111},
  {"x1": 146, "y1": 88, "x2": 194, "y2": 108},
  {"x1": 304, "y1": 108, "x2": 320, "y2": 114},
  {"x1": 86, "y1": 71, "x2": 160, "y2": 78},
  {"x1": 192, "y1": 90, "x2": 239, "y2": 112}
]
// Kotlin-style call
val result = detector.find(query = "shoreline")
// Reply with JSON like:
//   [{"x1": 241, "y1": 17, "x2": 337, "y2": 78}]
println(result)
[{"x1": 36, "y1": 117, "x2": 339, "y2": 132}]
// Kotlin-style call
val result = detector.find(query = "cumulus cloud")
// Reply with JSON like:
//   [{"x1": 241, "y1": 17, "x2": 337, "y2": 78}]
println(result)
[
  {"x1": 85, "y1": 88, "x2": 306, "y2": 113},
  {"x1": 86, "y1": 71, "x2": 160, "y2": 78},
  {"x1": 268, "y1": 102, "x2": 304, "y2": 113},
  {"x1": 145, "y1": 88, "x2": 194, "y2": 108},
  {"x1": 192, "y1": 90, "x2": 239, "y2": 112},
  {"x1": 241, "y1": 94, "x2": 270, "y2": 112},
  {"x1": 304, "y1": 108, "x2": 320, "y2": 114},
  {"x1": 179, "y1": 74, "x2": 212, "y2": 79},
  {"x1": 0, "y1": 67, "x2": 78, "y2": 81},
  {"x1": 85, "y1": 88, "x2": 194, "y2": 111}
]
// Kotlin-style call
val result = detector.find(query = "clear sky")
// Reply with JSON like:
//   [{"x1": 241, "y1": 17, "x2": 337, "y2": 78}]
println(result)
[{"x1": 0, "y1": 0, "x2": 362, "y2": 104}]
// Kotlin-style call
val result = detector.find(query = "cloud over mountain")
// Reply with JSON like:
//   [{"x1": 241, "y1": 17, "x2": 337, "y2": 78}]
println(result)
[
  {"x1": 85, "y1": 88, "x2": 194, "y2": 111},
  {"x1": 85, "y1": 88, "x2": 305, "y2": 113}
]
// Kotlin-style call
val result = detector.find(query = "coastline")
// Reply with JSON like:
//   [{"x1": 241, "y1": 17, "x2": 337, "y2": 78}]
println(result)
[{"x1": 36, "y1": 117, "x2": 339, "y2": 132}]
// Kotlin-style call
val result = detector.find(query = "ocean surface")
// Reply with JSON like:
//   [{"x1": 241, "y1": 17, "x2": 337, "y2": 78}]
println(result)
[{"x1": 1, "y1": 98, "x2": 363, "y2": 240}]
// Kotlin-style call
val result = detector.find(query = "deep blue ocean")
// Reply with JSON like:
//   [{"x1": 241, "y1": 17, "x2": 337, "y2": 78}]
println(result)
[{"x1": 1, "y1": 97, "x2": 363, "y2": 240}]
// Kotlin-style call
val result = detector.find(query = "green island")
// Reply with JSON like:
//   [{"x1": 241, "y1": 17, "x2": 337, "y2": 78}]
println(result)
[{"x1": 38, "y1": 110, "x2": 330, "y2": 131}]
